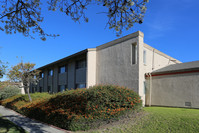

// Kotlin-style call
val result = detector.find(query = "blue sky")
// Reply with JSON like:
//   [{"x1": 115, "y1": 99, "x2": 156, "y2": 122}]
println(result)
[{"x1": 0, "y1": 0, "x2": 199, "y2": 80}]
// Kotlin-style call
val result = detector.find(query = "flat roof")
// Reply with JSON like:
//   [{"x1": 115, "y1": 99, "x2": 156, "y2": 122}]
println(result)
[{"x1": 37, "y1": 49, "x2": 88, "y2": 70}]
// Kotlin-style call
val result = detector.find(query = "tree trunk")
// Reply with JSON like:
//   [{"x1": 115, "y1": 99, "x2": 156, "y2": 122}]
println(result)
[
  {"x1": 24, "y1": 82, "x2": 32, "y2": 102},
  {"x1": 27, "y1": 90, "x2": 32, "y2": 102}
]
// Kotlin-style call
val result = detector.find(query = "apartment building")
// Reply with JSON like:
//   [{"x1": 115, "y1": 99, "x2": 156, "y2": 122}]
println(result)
[{"x1": 30, "y1": 31, "x2": 182, "y2": 106}]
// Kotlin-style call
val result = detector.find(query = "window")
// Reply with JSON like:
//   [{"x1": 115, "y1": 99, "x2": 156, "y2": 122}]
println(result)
[
  {"x1": 48, "y1": 69, "x2": 53, "y2": 76},
  {"x1": 58, "y1": 85, "x2": 67, "y2": 92},
  {"x1": 143, "y1": 50, "x2": 146, "y2": 65},
  {"x1": 40, "y1": 72, "x2": 44, "y2": 78},
  {"x1": 59, "y1": 66, "x2": 66, "y2": 73},
  {"x1": 76, "y1": 83, "x2": 86, "y2": 89},
  {"x1": 48, "y1": 86, "x2": 51, "y2": 93},
  {"x1": 76, "y1": 59, "x2": 86, "y2": 69},
  {"x1": 132, "y1": 44, "x2": 137, "y2": 64}
]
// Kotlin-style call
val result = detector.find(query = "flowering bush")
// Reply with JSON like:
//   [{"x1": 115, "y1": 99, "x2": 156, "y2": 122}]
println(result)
[{"x1": 0, "y1": 85, "x2": 142, "y2": 131}]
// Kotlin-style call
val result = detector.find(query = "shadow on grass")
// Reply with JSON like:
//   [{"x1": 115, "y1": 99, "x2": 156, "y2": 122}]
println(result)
[
  {"x1": 4, "y1": 96, "x2": 28, "y2": 110},
  {"x1": 0, "y1": 116, "x2": 26, "y2": 133},
  {"x1": 2, "y1": 115, "x2": 48, "y2": 133}
]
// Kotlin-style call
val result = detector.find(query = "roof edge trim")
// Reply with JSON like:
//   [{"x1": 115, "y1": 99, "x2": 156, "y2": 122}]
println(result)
[{"x1": 97, "y1": 31, "x2": 143, "y2": 50}]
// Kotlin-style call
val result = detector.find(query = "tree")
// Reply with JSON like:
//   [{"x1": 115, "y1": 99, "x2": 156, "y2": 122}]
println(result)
[
  {"x1": 0, "y1": 0, "x2": 149, "y2": 40},
  {"x1": 0, "y1": 60, "x2": 7, "y2": 79},
  {"x1": 7, "y1": 62, "x2": 40, "y2": 102}
]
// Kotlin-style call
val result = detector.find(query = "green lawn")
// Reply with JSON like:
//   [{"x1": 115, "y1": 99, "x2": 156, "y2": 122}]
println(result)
[
  {"x1": 85, "y1": 107, "x2": 199, "y2": 133},
  {"x1": 0, "y1": 114, "x2": 27, "y2": 133}
]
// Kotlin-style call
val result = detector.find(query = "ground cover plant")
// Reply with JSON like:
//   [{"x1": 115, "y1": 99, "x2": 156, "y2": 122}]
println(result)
[
  {"x1": 0, "y1": 86, "x2": 21, "y2": 100},
  {"x1": 0, "y1": 85, "x2": 142, "y2": 131},
  {"x1": 0, "y1": 114, "x2": 27, "y2": 133},
  {"x1": 88, "y1": 107, "x2": 199, "y2": 133}
]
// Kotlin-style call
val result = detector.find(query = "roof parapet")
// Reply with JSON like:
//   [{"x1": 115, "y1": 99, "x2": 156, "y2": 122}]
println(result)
[{"x1": 97, "y1": 31, "x2": 144, "y2": 50}]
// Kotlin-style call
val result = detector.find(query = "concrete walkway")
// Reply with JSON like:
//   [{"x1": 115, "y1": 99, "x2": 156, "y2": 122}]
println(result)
[{"x1": 0, "y1": 105, "x2": 70, "y2": 133}]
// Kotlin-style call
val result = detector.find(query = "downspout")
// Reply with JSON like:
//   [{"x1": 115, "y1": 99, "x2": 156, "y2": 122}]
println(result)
[
  {"x1": 148, "y1": 73, "x2": 152, "y2": 107},
  {"x1": 152, "y1": 49, "x2": 155, "y2": 70}
]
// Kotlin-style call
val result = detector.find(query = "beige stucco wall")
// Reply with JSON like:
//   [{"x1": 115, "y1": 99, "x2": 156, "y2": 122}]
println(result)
[
  {"x1": 143, "y1": 44, "x2": 181, "y2": 73},
  {"x1": 95, "y1": 31, "x2": 181, "y2": 106},
  {"x1": 96, "y1": 32, "x2": 140, "y2": 93},
  {"x1": 141, "y1": 43, "x2": 181, "y2": 105},
  {"x1": 146, "y1": 72, "x2": 199, "y2": 108},
  {"x1": 87, "y1": 49, "x2": 97, "y2": 88},
  {"x1": 137, "y1": 32, "x2": 145, "y2": 105}
]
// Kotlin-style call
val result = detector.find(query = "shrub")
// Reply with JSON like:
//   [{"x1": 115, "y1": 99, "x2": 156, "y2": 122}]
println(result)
[
  {"x1": 0, "y1": 92, "x2": 52, "y2": 112},
  {"x1": 0, "y1": 85, "x2": 142, "y2": 131},
  {"x1": 0, "y1": 86, "x2": 21, "y2": 100}
]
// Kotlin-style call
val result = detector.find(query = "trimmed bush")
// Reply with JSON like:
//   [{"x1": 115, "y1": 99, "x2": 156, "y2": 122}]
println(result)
[
  {"x1": 0, "y1": 85, "x2": 142, "y2": 131},
  {"x1": 0, "y1": 86, "x2": 21, "y2": 100}
]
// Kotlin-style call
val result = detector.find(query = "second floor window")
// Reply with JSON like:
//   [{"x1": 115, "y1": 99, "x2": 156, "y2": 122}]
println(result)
[
  {"x1": 132, "y1": 43, "x2": 137, "y2": 64},
  {"x1": 40, "y1": 72, "x2": 44, "y2": 78},
  {"x1": 59, "y1": 66, "x2": 66, "y2": 73},
  {"x1": 76, "y1": 59, "x2": 86, "y2": 69},
  {"x1": 48, "y1": 69, "x2": 53, "y2": 76}
]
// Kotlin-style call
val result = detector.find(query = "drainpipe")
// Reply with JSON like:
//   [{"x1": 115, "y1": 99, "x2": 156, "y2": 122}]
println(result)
[
  {"x1": 152, "y1": 49, "x2": 155, "y2": 70},
  {"x1": 148, "y1": 73, "x2": 152, "y2": 107}
]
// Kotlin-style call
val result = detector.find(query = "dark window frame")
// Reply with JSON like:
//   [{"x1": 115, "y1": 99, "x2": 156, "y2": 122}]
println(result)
[
  {"x1": 48, "y1": 69, "x2": 53, "y2": 76},
  {"x1": 76, "y1": 83, "x2": 86, "y2": 89},
  {"x1": 39, "y1": 87, "x2": 42, "y2": 92},
  {"x1": 58, "y1": 85, "x2": 67, "y2": 92},
  {"x1": 76, "y1": 59, "x2": 86, "y2": 69},
  {"x1": 132, "y1": 43, "x2": 137, "y2": 65},
  {"x1": 48, "y1": 86, "x2": 51, "y2": 93},
  {"x1": 40, "y1": 72, "x2": 44, "y2": 78},
  {"x1": 59, "y1": 65, "x2": 67, "y2": 73}
]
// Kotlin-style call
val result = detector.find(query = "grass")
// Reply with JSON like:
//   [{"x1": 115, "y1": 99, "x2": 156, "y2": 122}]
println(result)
[
  {"x1": 83, "y1": 107, "x2": 199, "y2": 133},
  {"x1": 0, "y1": 114, "x2": 27, "y2": 133}
]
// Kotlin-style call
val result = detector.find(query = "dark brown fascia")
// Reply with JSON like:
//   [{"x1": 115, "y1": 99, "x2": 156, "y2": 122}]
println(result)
[
  {"x1": 37, "y1": 49, "x2": 88, "y2": 70},
  {"x1": 146, "y1": 68, "x2": 199, "y2": 77}
]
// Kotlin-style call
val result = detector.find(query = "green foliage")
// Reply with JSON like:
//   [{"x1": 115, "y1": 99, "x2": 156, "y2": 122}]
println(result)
[
  {"x1": 7, "y1": 61, "x2": 40, "y2": 102},
  {"x1": 0, "y1": 60, "x2": 7, "y2": 79},
  {"x1": 7, "y1": 62, "x2": 39, "y2": 83},
  {"x1": 0, "y1": 86, "x2": 20, "y2": 100},
  {"x1": 0, "y1": 85, "x2": 142, "y2": 131}
]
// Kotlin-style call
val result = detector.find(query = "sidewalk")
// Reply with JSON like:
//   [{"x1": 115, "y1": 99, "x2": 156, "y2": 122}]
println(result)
[{"x1": 0, "y1": 105, "x2": 70, "y2": 133}]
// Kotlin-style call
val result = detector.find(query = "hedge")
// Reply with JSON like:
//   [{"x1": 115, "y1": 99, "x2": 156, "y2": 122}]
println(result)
[{"x1": 0, "y1": 85, "x2": 142, "y2": 131}]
